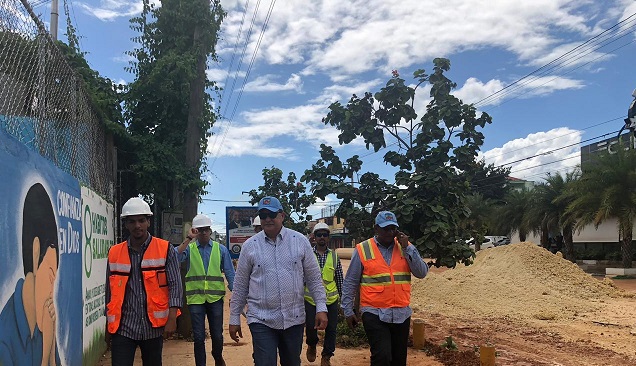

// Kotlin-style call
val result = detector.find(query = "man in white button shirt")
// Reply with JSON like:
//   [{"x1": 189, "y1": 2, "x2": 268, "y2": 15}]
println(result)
[{"x1": 229, "y1": 196, "x2": 328, "y2": 366}]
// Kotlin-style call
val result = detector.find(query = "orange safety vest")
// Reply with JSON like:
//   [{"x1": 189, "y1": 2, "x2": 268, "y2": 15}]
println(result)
[
  {"x1": 356, "y1": 237, "x2": 411, "y2": 308},
  {"x1": 106, "y1": 237, "x2": 177, "y2": 333}
]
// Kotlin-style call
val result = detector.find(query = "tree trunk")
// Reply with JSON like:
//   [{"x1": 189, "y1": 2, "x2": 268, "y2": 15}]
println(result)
[
  {"x1": 540, "y1": 224, "x2": 549, "y2": 248},
  {"x1": 562, "y1": 224, "x2": 575, "y2": 262},
  {"x1": 183, "y1": 24, "x2": 207, "y2": 223},
  {"x1": 620, "y1": 223, "x2": 633, "y2": 269},
  {"x1": 519, "y1": 230, "x2": 527, "y2": 242}
]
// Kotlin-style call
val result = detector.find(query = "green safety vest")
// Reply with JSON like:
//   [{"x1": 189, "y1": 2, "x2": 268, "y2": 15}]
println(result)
[
  {"x1": 185, "y1": 241, "x2": 225, "y2": 305},
  {"x1": 304, "y1": 250, "x2": 339, "y2": 306}
]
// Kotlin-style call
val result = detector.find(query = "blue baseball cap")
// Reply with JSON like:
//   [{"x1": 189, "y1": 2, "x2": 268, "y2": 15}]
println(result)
[
  {"x1": 258, "y1": 196, "x2": 283, "y2": 212},
  {"x1": 375, "y1": 211, "x2": 399, "y2": 228}
]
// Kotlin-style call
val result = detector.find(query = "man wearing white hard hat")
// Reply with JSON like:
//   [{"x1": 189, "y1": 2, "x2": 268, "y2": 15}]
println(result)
[
  {"x1": 252, "y1": 215, "x2": 262, "y2": 233},
  {"x1": 304, "y1": 223, "x2": 343, "y2": 366},
  {"x1": 176, "y1": 214, "x2": 235, "y2": 366},
  {"x1": 105, "y1": 197, "x2": 183, "y2": 366}
]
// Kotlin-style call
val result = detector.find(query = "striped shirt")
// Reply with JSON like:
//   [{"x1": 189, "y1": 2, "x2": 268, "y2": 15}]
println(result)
[
  {"x1": 313, "y1": 247, "x2": 344, "y2": 299},
  {"x1": 229, "y1": 227, "x2": 327, "y2": 329},
  {"x1": 105, "y1": 234, "x2": 183, "y2": 340}
]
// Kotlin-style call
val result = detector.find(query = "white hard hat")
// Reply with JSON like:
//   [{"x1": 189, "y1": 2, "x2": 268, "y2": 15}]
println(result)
[
  {"x1": 192, "y1": 214, "x2": 213, "y2": 229},
  {"x1": 312, "y1": 222, "x2": 330, "y2": 233},
  {"x1": 121, "y1": 197, "x2": 153, "y2": 218},
  {"x1": 252, "y1": 216, "x2": 261, "y2": 226}
]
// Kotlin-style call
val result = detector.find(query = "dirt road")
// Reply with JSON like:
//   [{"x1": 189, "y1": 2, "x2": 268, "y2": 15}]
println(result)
[{"x1": 98, "y1": 254, "x2": 636, "y2": 366}]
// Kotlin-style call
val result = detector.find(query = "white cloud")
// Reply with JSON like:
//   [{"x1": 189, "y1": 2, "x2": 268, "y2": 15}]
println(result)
[
  {"x1": 111, "y1": 54, "x2": 135, "y2": 64},
  {"x1": 207, "y1": 103, "x2": 343, "y2": 159},
  {"x1": 481, "y1": 127, "x2": 583, "y2": 180},
  {"x1": 78, "y1": 0, "x2": 160, "y2": 21},
  {"x1": 244, "y1": 73, "x2": 303, "y2": 93},
  {"x1": 220, "y1": 0, "x2": 619, "y2": 79}
]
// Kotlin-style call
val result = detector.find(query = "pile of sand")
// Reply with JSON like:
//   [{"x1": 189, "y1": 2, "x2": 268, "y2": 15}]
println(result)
[{"x1": 411, "y1": 242, "x2": 626, "y2": 321}]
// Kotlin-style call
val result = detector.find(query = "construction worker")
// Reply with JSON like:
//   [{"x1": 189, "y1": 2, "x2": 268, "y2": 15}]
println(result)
[
  {"x1": 229, "y1": 196, "x2": 328, "y2": 366},
  {"x1": 252, "y1": 215, "x2": 262, "y2": 233},
  {"x1": 105, "y1": 197, "x2": 183, "y2": 366},
  {"x1": 304, "y1": 223, "x2": 343, "y2": 366},
  {"x1": 341, "y1": 211, "x2": 429, "y2": 366},
  {"x1": 176, "y1": 214, "x2": 235, "y2": 366}
]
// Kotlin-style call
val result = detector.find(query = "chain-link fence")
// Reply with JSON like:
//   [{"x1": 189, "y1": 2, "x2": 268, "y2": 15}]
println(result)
[{"x1": 0, "y1": 0, "x2": 114, "y2": 200}]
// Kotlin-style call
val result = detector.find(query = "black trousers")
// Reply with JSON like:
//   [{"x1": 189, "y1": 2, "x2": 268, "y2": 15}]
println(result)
[
  {"x1": 361, "y1": 312, "x2": 410, "y2": 366},
  {"x1": 111, "y1": 334, "x2": 164, "y2": 366}
]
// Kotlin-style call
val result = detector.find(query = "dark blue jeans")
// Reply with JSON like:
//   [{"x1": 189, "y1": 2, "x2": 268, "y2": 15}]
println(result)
[
  {"x1": 111, "y1": 334, "x2": 163, "y2": 366},
  {"x1": 189, "y1": 299, "x2": 224, "y2": 366},
  {"x1": 248, "y1": 322, "x2": 304, "y2": 366},
  {"x1": 304, "y1": 301, "x2": 339, "y2": 357}
]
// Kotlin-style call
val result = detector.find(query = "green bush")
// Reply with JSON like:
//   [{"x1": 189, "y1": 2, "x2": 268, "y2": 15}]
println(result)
[{"x1": 335, "y1": 317, "x2": 368, "y2": 348}]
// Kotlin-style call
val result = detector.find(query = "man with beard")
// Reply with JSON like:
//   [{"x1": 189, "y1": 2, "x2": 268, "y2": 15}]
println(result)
[
  {"x1": 105, "y1": 197, "x2": 183, "y2": 366},
  {"x1": 304, "y1": 223, "x2": 343, "y2": 366}
]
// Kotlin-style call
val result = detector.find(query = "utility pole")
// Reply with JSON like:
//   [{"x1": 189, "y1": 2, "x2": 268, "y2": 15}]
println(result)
[{"x1": 50, "y1": 0, "x2": 59, "y2": 40}]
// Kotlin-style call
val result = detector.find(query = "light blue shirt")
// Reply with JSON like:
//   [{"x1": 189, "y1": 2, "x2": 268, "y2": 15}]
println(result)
[
  {"x1": 341, "y1": 237, "x2": 429, "y2": 324},
  {"x1": 229, "y1": 227, "x2": 327, "y2": 329},
  {"x1": 177, "y1": 240, "x2": 235, "y2": 291}
]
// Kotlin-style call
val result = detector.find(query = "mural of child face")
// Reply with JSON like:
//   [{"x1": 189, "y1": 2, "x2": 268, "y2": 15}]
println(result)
[{"x1": 35, "y1": 243, "x2": 58, "y2": 344}]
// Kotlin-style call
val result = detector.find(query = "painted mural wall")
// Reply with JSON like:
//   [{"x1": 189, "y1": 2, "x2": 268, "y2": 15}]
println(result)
[{"x1": 0, "y1": 129, "x2": 112, "y2": 365}]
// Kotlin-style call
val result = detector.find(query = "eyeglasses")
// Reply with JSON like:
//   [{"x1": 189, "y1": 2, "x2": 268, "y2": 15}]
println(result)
[
  {"x1": 258, "y1": 211, "x2": 280, "y2": 220},
  {"x1": 314, "y1": 232, "x2": 329, "y2": 238}
]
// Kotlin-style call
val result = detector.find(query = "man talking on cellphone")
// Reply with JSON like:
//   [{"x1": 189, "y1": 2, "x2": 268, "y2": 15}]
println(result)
[{"x1": 341, "y1": 211, "x2": 428, "y2": 366}]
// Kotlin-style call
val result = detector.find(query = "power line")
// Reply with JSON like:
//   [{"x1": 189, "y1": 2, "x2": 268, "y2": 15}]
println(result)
[
  {"x1": 483, "y1": 116, "x2": 623, "y2": 161},
  {"x1": 209, "y1": 0, "x2": 277, "y2": 170},
  {"x1": 474, "y1": 12, "x2": 636, "y2": 107}
]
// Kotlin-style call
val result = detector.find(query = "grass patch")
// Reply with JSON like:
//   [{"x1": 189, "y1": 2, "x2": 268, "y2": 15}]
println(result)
[
  {"x1": 611, "y1": 275, "x2": 636, "y2": 280},
  {"x1": 335, "y1": 317, "x2": 368, "y2": 348}
]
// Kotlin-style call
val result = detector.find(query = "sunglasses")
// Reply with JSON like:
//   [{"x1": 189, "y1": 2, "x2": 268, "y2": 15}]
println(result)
[
  {"x1": 258, "y1": 211, "x2": 280, "y2": 220},
  {"x1": 314, "y1": 232, "x2": 329, "y2": 238}
]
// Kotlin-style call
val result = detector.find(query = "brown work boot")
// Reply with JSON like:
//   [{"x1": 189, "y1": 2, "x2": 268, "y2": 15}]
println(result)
[
  {"x1": 320, "y1": 355, "x2": 331, "y2": 366},
  {"x1": 306, "y1": 345, "x2": 317, "y2": 362}
]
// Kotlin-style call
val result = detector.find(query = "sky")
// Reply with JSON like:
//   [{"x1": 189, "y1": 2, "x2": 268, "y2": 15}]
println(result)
[{"x1": 31, "y1": 0, "x2": 636, "y2": 233}]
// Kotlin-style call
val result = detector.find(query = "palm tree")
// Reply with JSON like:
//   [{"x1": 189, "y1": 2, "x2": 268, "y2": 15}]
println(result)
[
  {"x1": 567, "y1": 147, "x2": 636, "y2": 268},
  {"x1": 498, "y1": 188, "x2": 533, "y2": 242},
  {"x1": 532, "y1": 171, "x2": 580, "y2": 261}
]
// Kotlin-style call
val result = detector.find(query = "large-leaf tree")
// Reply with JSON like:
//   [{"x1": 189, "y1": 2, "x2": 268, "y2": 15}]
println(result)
[
  {"x1": 246, "y1": 167, "x2": 316, "y2": 233},
  {"x1": 568, "y1": 147, "x2": 636, "y2": 268},
  {"x1": 302, "y1": 59, "x2": 491, "y2": 267},
  {"x1": 124, "y1": 0, "x2": 224, "y2": 222}
]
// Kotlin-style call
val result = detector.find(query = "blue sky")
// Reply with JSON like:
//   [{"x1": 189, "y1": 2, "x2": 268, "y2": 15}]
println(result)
[{"x1": 33, "y1": 0, "x2": 636, "y2": 233}]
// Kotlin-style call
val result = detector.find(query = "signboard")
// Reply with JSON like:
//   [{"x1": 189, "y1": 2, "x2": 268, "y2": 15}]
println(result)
[
  {"x1": 226, "y1": 206, "x2": 258, "y2": 259},
  {"x1": 580, "y1": 133, "x2": 635, "y2": 164},
  {"x1": 0, "y1": 129, "x2": 83, "y2": 365},
  {"x1": 81, "y1": 187, "x2": 114, "y2": 365}
]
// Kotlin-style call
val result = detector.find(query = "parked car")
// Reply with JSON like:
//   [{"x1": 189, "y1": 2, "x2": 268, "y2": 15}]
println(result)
[
  {"x1": 468, "y1": 236, "x2": 510, "y2": 250},
  {"x1": 468, "y1": 237, "x2": 495, "y2": 250}
]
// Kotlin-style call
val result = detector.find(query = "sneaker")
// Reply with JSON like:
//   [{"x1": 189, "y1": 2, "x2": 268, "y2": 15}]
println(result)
[
  {"x1": 321, "y1": 356, "x2": 331, "y2": 366},
  {"x1": 306, "y1": 345, "x2": 317, "y2": 362}
]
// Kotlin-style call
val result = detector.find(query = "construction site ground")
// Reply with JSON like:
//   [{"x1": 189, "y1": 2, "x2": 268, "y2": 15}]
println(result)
[{"x1": 98, "y1": 243, "x2": 636, "y2": 366}]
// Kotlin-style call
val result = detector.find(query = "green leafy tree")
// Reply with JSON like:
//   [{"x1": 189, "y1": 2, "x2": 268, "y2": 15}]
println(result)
[
  {"x1": 124, "y1": 0, "x2": 224, "y2": 220},
  {"x1": 247, "y1": 167, "x2": 316, "y2": 233},
  {"x1": 468, "y1": 160, "x2": 511, "y2": 201},
  {"x1": 568, "y1": 147, "x2": 636, "y2": 268},
  {"x1": 463, "y1": 193, "x2": 494, "y2": 252},
  {"x1": 302, "y1": 59, "x2": 492, "y2": 267}
]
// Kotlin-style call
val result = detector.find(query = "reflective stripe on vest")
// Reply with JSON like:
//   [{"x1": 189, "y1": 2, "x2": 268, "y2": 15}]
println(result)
[
  {"x1": 304, "y1": 250, "x2": 339, "y2": 306},
  {"x1": 185, "y1": 241, "x2": 226, "y2": 304},
  {"x1": 356, "y1": 238, "x2": 411, "y2": 308},
  {"x1": 106, "y1": 237, "x2": 177, "y2": 334}
]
